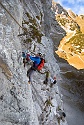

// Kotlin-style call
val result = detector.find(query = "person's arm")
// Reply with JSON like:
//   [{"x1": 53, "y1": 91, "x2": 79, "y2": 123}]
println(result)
[
  {"x1": 26, "y1": 54, "x2": 36, "y2": 61},
  {"x1": 30, "y1": 56, "x2": 38, "y2": 61},
  {"x1": 30, "y1": 56, "x2": 41, "y2": 65},
  {"x1": 26, "y1": 54, "x2": 41, "y2": 64}
]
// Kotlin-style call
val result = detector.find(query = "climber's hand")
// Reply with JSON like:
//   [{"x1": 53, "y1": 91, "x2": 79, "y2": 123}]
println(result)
[
  {"x1": 26, "y1": 54, "x2": 30, "y2": 61},
  {"x1": 27, "y1": 53, "x2": 30, "y2": 56}
]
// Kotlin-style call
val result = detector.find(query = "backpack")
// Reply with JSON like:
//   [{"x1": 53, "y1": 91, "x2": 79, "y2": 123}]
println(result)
[{"x1": 37, "y1": 58, "x2": 45, "y2": 71}]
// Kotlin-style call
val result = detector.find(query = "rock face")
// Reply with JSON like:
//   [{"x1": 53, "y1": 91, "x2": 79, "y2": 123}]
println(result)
[{"x1": 0, "y1": 0, "x2": 67, "y2": 125}]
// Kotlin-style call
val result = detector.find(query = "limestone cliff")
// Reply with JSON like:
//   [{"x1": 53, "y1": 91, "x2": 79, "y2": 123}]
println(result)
[{"x1": 0, "y1": 0, "x2": 67, "y2": 125}]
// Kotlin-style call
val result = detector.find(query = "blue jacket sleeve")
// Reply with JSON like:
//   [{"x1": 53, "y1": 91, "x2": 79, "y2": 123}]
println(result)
[{"x1": 29, "y1": 56, "x2": 41, "y2": 65}]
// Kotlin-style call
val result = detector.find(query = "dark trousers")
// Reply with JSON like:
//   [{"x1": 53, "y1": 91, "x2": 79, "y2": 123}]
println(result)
[
  {"x1": 43, "y1": 71, "x2": 50, "y2": 85},
  {"x1": 27, "y1": 67, "x2": 36, "y2": 82}
]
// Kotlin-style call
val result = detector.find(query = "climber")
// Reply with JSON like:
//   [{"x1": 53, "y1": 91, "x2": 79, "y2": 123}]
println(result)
[
  {"x1": 50, "y1": 76, "x2": 57, "y2": 87},
  {"x1": 26, "y1": 52, "x2": 44, "y2": 84},
  {"x1": 56, "y1": 109, "x2": 66, "y2": 124}
]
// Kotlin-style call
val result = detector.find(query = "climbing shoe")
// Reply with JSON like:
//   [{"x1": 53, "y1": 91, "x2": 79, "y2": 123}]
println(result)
[{"x1": 43, "y1": 80, "x2": 48, "y2": 85}]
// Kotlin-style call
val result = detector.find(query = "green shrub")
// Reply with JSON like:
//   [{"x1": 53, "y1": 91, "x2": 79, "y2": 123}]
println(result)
[
  {"x1": 22, "y1": 12, "x2": 43, "y2": 43},
  {"x1": 24, "y1": 38, "x2": 32, "y2": 43}
]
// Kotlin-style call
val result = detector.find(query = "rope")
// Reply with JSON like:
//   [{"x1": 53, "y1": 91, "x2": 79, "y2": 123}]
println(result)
[{"x1": 0, "y1": 2, "x2": 27, "y2": 32}]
